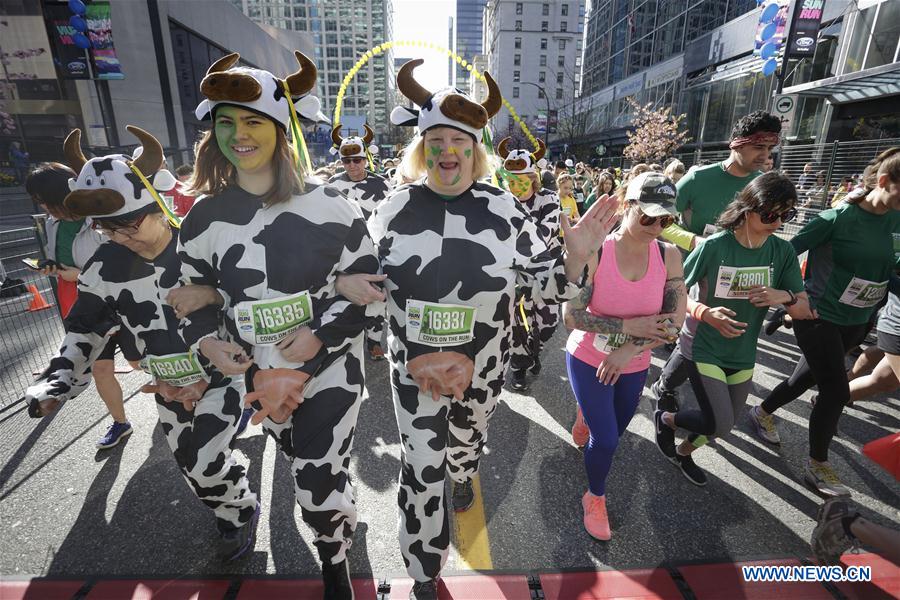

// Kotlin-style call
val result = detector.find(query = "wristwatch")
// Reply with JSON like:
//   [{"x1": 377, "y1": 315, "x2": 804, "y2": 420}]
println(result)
[{"x1": 785, "y1": 289, "x2": 798, "y2": 306}]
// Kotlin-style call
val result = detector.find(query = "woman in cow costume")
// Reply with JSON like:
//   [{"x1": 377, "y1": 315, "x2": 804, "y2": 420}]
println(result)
[
  {"x1": 357, "y1": 59, "x2": 618, "y2": 599},
  {"x1": 21, "y1": 126, "x2": 260, "y2": 561},
  {"x1": 499, "y1": 137, "x2": 564, "y2": 391},
  {"x1": 328, "y1": 123, "x2": 393, "y2": 361},
  {"x1": 178, "y1": 51, "x2": 379, "y2": 598}
]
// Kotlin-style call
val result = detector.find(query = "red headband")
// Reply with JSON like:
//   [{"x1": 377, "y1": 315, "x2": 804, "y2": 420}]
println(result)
[{"x1": 730, "y1": 132, "x2": 780, "y2": 149}]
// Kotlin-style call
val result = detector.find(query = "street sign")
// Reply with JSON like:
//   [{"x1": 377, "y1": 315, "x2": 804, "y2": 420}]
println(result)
[{"x1": 773, "y1": 94, "x2": 797, "y2": 136}]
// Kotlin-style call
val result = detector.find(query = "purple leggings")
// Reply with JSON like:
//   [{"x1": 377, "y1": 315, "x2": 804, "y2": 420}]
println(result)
[{"x1": 566, "y1": 353, "x2": 647, "y2": 496}]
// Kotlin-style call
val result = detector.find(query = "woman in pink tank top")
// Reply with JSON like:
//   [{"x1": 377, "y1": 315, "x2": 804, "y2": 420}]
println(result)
[{"x1": 563, "y1": 172, "x2": 687, "y2": 541}]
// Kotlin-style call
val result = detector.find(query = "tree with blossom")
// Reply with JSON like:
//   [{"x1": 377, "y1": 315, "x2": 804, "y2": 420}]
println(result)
[{"x1": 623, "y1": 98, "x2": 691, "y2": 164}]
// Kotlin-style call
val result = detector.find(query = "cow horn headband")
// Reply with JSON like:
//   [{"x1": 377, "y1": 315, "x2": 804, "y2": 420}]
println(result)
[
  {"x1": 389, "y1": 58, "x2": 502, "y2": 140},
  {"x1": 497, "y1": 137, "x2": 547, "y2": 174},
  {"x1": 329, "y1": 123, "x2": 378, "y2": 169}
]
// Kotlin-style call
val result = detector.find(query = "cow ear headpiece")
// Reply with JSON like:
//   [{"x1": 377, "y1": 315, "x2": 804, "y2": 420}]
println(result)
[
  {"x1": 331, "y1": 123, "x2": 376, "y2": 160},
  {"x1": 62, "y1": 125, "x2": 180, "y2": 225},
  {"x1": 390, "y1": 59, "x2": 501, "y2": 140},
  {"x1": 497, "y1": 137, "x2": 546, "y2": 174},
  {"x1": 195, "y1": 51, "x2": 328, "y2": 131}
]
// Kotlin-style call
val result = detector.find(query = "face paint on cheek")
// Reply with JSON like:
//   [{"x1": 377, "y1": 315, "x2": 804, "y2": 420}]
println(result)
[
  {"x1": 464, "y1": 148, "x2": 472, "y2": 158},
  {"x1": 451, "y1": 174, "x2": 461, "y2": 185},
  {"x1": 429, "y1": 146, "x2": 442, "y2": 157},
  {"x1": 216, "y1": 125, "x2": 240, "y2": 167}
]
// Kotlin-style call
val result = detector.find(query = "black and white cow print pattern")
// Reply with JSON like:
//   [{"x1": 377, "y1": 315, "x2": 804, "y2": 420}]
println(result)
[
  {"x1": 367, "y1": 181, "x2": 580, "y2": 581},
  {"x1": 510, "y1": 188, "x2": 563, "y2": 371},
  {"x1": 23, "y1": 235, "x2": 258, "y2": 533},
  {"x1": 177, "y1": 181, "x2": 381, "y2": 564},
  {"x1": 327, "y1": 171, "x2": 393, "y2": 221}
]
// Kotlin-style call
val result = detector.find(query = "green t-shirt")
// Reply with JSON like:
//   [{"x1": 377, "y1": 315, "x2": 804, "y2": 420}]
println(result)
[
  {"x1": 685, "y1": 230, "x2": 805, "y2": 370},
  {"x1": 676, "y1": 162, "x2": 760, "y2": 236},
  {"x1": 55, "y1": 219, "x2": 85, "y2": 267},
  {"x1": 791, "y1": 202, "x2": 900, "y2": 326},
  {"x1": 583, "y1": 191, "x2": 597, "y2": 210}
]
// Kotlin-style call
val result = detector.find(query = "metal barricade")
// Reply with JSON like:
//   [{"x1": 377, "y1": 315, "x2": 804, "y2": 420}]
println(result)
[{"x1": 0, "y1": 216, "x2": 66, "y2": 409}]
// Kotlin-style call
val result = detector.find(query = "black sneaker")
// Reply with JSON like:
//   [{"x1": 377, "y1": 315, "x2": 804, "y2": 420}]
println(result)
[
  {"x1": 529, "y1": 356, "x2": 542, "y2": 376},
  {"x1": 218, "y1": 503, "x2": 260, "y2": 561},
  {"x1": 650, "y1": 378, "x2": 679, "y2": 412},
  {"x1": 764, "y1": 308, "x2": 786, "y2": 336},
  {"x1": 452, "y1": 479, "x2": 475, "y2": 512},
  {"x1": 322, "y1": 558, "x2": 355, "y2": 600},
  {"x1": 676, "y1": 452, "x2": 708, "y2": 487},
  {"x1": 510, "y1": 369, "x2": 528, "y2": 392},
  {"x1": 654, "y1": 410, "x2": 677, "y2": 464},
  {"x1": 410, "y1": 578, "x2": 439, "y2": 600}
]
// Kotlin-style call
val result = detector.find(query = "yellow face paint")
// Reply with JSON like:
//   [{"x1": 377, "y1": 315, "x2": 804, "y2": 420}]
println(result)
[
  {"x1": 447, "y1": 146, "x2": 460, "y2": 155},
  {"x1": 215, "y1": 105, "x2": 277, "y2": 175}
]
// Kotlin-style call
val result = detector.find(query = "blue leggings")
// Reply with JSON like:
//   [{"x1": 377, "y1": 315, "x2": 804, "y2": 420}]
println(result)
[{"x1": 566, "y1": 353, "x2": 647, "y2": 496}]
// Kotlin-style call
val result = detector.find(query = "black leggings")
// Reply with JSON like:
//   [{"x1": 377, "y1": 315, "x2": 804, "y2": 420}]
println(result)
[{"x1": 760, "y1": 318, "x2": 869, "y2": 462}]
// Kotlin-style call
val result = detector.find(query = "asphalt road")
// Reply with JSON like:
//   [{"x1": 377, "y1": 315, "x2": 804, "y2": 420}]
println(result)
[{"x1": 1, "y1": 325, "x2": 898, "y2": 581}]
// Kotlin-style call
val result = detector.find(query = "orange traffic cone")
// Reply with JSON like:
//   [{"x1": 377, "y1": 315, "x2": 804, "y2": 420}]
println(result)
[
  {"x1": 25, "y1": 284, "x2": 52, "y2": 312},
  {"x1": 862, "y1": 433, "x2": 900, "y2": 481}
]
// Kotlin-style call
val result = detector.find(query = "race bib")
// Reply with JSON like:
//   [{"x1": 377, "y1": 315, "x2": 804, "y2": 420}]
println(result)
[
  {"x1": 592, "y1": 332, "x2": 629, "y2": 354},
  {"x1": 235, "y1": 291, "x2": 314, "y2": 346},
  {"x1": 703, "y1": 223, "x2": 720, "y2": 237},
  {"x1": 406, "y1": 300, "x2": 476, "y2": 347},
  {"x1": 143, "y1": 352, "x2": 205, "y2": 386},
  {"x1": 839, "y1": 277, "x2": 887, "y2": 308},
  {"x1": 714, "y1": 265, "x2": 772, "y2": 299}
]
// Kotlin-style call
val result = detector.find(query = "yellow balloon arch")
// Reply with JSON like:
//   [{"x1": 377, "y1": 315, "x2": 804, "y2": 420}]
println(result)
[{"x1": 333, "y1": 40, "x2": 541, "y2": 152}]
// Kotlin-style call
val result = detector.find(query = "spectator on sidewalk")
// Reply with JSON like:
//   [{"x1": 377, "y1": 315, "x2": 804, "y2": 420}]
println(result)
[
  {"x1": 169, "y1": 164, "x2": 197, "y2": 217},
  {"x1": 9, "y1": 141, "x2": 30, "y2": 184}
]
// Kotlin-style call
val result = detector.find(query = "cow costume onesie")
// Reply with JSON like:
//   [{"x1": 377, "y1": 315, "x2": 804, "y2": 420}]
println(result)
[
  {"x1": 499, "y1": 138, "x2": 563, "y2": 389},
  {"x1": 179, "y1": 51, "x2": 380, "y2": 590},
  {"x1": 369, "y1": 59, "x2": 584, "y2": 590},
  {"x1": 328, "y1": 123, "x2": 393, "y2": 359},
  {"x1": 21, "y1": 126, "x2": 260, "y2": 560}
]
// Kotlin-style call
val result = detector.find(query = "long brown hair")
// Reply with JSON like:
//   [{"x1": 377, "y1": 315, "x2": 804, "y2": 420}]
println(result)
[
  {"x1": 717, "y1": 171, "x2": 796, "y2": 230},
  {"x1": 188, "y1": 123, "x2": 304, "y2": 205},
  {"x1": 846, "y1": 146, "x2": 900, "y2": 205}
]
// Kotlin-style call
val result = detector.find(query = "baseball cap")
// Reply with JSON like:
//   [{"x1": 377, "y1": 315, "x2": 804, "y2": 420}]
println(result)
[{"x1": 625, "y1": 171, "x2": 677, "y2": 217}]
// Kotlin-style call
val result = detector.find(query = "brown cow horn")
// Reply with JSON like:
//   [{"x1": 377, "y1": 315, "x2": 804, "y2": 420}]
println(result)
[
  {"x1": 480, "y1": 72, "x2": 502, "y2": 118},
  {"x1": 127, "y1": 125, "x2": 164, "y2": 175},
  {"x1": 533, "y1": 138, "x2": 546, "y2": 162},
  {"x1": 63, "y1": 129, "x2": 87, "y2": 173},
  {"x1": 497, "y1": 137, "x2": 511, "y2": 160},
  {"x1": 397, "y1": 59, "x2": 431, "y2": 107},
  {"x1": 285, "y1": 51, "x2": 317, "y2": 96},
  {"x1": 206, "y1": 52, "x2": 240, "y2": 76},
  {"x1": 331, "y1": 124, "x2": 344, "y2": 147},
  {"x1": 363, "y1": 124, "x2": 374, "y2": 145}
]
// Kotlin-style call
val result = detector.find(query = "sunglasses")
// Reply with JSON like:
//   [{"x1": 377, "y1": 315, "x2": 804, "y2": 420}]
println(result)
[
  {"x1": 756, "y1": 207, "x2": 797, "y2": 224},
  {"x1": 341, "y1": 157, "x2": 365, "y2": 164},
  {"x1": 637, "y1": 209, "x2": 675, "y2": 228},
  {"x1": 92, "y1": 213, "x2": 148, "y2": 238}
]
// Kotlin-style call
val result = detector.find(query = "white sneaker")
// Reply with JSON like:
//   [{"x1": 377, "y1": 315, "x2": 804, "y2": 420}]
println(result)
[{"x1": 748, "y1": 405, "x2": 780, "y2": 445}]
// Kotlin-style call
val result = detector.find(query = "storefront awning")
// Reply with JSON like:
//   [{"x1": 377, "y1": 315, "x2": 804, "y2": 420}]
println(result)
[{"x1": 783, "y1": 61, "x2": 900, "y2": 104}]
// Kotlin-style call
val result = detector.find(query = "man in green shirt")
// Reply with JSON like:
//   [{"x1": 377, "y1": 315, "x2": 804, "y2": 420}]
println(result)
[{"x1": 661, "y1": 111, "x2": 782, "y2": 252}]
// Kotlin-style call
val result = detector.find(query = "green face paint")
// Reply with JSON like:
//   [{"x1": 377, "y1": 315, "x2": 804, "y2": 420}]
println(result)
[
  {"x1": 426, "y1": 159, "x2": 434, "y2": 169},
  {"x1": 214, "y1": 105, "x2": 277, "y2": 174},
  {"x1": 429, "y1": 146, "x2": 442, "y2": 156},
  {"x1": 451, "y1": 174, "x2": 461, "y2": 185},
  {"x1": 464, "y1": 149, "x2": 472, "y2": 158}
]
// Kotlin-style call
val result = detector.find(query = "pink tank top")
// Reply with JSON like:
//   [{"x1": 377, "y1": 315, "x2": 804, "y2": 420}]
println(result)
[{"x1": 566, "y1": 236, "x2": 667, "y2": 373}]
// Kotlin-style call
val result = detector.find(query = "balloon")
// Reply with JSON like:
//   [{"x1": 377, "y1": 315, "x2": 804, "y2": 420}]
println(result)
[
  {"x1": 68, "y1": 0, "x2": 86, "y2": 15},
  {"x1": 761, "y1": 41, "x2": 778, "y2": 60},
  {"x1": 761, "y1": 1, "x2": 780, "y2": 22},
  {"x1": 73, "y1": 32, "x2": 91, "y2": 49},
  {"x1": 760, "y1": 22, "x2": 777, "y2": 42},
  {"x1": 762, "y1": 58, "x2": 778, "y2": 77},
  {"x1": 68, "y1": 15, "x2": 87, "y2": 32}
]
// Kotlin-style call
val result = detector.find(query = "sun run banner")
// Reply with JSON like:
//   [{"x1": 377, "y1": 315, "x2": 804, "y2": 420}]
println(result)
[
  {"x1": 85, "y1": 1, "x2": 124, "y2": 80},
  {"x1": 44, "y1": 4, "x2": 91, "y2": 79},
  {"x1": 787, "y1": 0, "x2": 826, "y2": 58}
]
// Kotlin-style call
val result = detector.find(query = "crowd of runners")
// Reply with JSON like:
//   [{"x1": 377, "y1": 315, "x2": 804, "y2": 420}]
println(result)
[{"x1": 14, "y1": 52, "x2": 900, "y2": 599}]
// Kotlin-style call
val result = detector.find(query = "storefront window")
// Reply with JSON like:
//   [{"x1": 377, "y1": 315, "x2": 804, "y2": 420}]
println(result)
[
  {"x1": 702, "y1": 77, "x2": 737, "y2": 143},
  {"x1": 843, "y1": 7, "x2": 875, "y2": 74}
]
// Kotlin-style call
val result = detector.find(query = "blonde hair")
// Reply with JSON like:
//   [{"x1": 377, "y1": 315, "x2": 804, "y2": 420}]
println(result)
[
  {"x1": 189, "y1": 123, "x2": 304, "y2": 206},
  {"x1": 398, "y1": 133, "x2": 491, "y2": 183},
  {"x1": 664, "y1": 159, "x2": 685, "y2": 179}
]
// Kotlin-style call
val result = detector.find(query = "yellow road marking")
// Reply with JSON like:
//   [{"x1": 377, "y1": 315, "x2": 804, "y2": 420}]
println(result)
[{"x1": 452, "y1": 475, "x2": 493, "y2": 570}]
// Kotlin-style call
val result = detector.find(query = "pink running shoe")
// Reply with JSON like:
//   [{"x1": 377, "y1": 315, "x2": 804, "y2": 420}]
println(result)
[
  {"x1": 582, "y1": 491, "x2": 611, "y2": 541},
  {"x1": 572, "y1": 406, "x2": 589, "y2": 447}
]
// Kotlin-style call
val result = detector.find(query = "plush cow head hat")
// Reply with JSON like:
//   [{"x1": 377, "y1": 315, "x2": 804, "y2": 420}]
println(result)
[
  {"x1": 195, "y1": 51, "x2": 327, "y2": 131},
  {"x1": 390, "y1": 59, "x2": 502, "y2": 139},
  {"x1": 62, "y1": 125, "x2": 178, "y2": 219},
  {"x1": 330, "y1": 123, "x2": 378, "y2": 159},
  {"x1": 498, "y1": 137, "x2": 547, "y2": 174}
]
